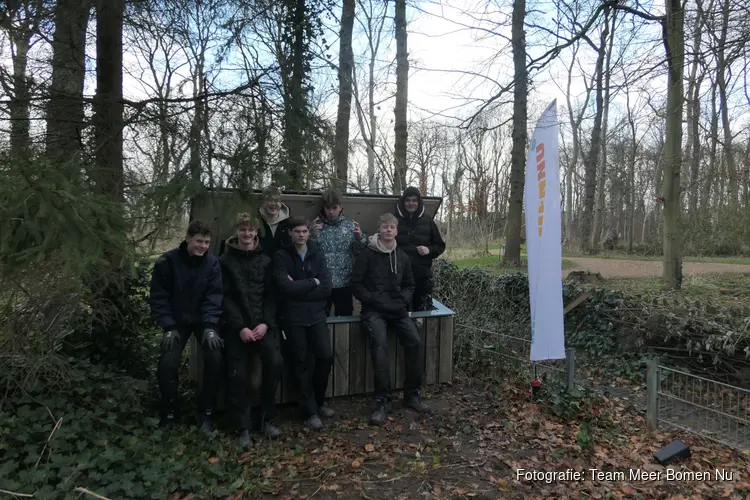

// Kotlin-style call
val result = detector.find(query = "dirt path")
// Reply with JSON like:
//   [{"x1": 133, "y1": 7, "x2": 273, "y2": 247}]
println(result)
[{"x1": 564, "y1": 257, "x2": 750, "y2": 278}]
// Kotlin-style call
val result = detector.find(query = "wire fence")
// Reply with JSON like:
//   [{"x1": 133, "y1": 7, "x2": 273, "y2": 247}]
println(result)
[
  {"x1": 457, "y1": 323, "x2": 750, "y2": 451},
  {"x1": 647, "y1": 360, "x2": 750, "y2": 451},
  {"x1": 455, "y1": 323, "x2": 578, "y2": 390}
]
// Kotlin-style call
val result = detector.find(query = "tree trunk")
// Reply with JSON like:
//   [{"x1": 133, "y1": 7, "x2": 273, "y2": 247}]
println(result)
[
  {"x1": 502, "y1": 0, "x2": 526, "y2": 265},
  {"x1": 592, "y1": 10, "x2": 616, "y2": 250},
  {"x1": 333, "y1": 0, "x2": 355, "y2": 189},
  {"x1": 578, "y1": 8, "x2": 609, "y2": 254},
  {"x1": 701, "y1": 85, "x2": 718, "y2": 218},
  {"x1": 661, "y1": 0, "x2": 685, "y2": 289},
  {"x1": 626, "y1": 91, "x2": 637, "y2": 253},
  {"x1": 46, "y1": 0, "x2": 90, "y2": 165},
  {"x1": 8, "y1": 26, "x2": 31, "y2": 160},
  {"x1": 716, "y1": 0, "x2": 737, "y2": 210},
  {"x1": 283, "y1": 0, "x2": 308, "y2": 187},
  {"x1": 392, "y1": 0, "x2": 408, "y2": 193}
]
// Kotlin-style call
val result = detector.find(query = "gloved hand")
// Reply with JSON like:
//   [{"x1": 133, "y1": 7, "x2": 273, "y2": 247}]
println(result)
[
  {"x1": 202, "y1": 328, "x2": 224, "y2": 352},
  {"x1": 160, "y1": 329, "x2": 181, "y2": 350}
]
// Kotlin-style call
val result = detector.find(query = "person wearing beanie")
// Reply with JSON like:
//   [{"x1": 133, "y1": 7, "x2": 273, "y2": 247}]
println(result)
[
  {"x1": 311, "y1": 189, "x2": 367, "y2": 316},
  {"x1": 394, "y1": 186, "x2": 446, "y2": 311}
]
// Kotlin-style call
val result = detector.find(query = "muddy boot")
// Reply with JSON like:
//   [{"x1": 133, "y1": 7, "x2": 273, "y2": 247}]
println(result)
[
  {"x1": 318, "y1": 403, "x2": 335, "y2": 418},
  {"x1": 305, "y1": 414, "x2": 324, "y2": 430},
  {"x1": 403, "y1": 392, "x2": 431, "y2": 413},
  {"x1": 262, "y1": 422, "x2": 282, "y2": 439},
  {"x1": 369, "y1": 399, "x2": 391, "y2": 426},
  {"x1": 238, "y1": 429, "x2": 252, "y2": 450},
  {"x1": 197, "y1": 411, "x2": 213, "y2": 434}
]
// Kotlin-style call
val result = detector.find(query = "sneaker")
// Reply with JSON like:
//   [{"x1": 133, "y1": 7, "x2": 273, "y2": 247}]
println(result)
[
  {"x1": 305, "y1": 414, "x2": 324, "y2": 430},
  {"x1": 197, "y1": 414, "x2": 213, "y2": 434},
  {"x1": 369, "y1": 400, "x2": 391, "y2": 426},
  {"x1": 318, "y1": 403, "x2": 335, "y2": 418},
  {"x1": 159, "y1": 415, "x2": 176, "y2": 431},
  {"x1": 403, "y1": 393, "x2": 431, "y2": 413},
  {"x1": 238, "y1": 429, "x2": 252, "y2": 450},
  {"x1": 262, "y1": 422, "x2": 282, "y2": 439}
]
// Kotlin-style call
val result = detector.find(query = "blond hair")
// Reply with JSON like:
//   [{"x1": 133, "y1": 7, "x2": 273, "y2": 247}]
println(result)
[
  {"x1": 235, "y1": 212, "x2": 260, "y2": 230},
  {"x1": 378, "y1": 213, "x2": 398, "y2": 226}
]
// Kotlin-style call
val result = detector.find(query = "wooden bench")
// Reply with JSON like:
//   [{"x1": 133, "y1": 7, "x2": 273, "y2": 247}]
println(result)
[{"x1": 188, "y1": 299, "x2": 456, "y2": 403}]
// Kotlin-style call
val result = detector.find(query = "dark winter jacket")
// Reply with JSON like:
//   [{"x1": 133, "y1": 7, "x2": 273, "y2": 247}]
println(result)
[
  {"x1": 219, "y1": 236, "x2": 277, "y2": 337},
  {"x1": 312, "y1": 211, "x2": 367, "y2": 288},
  {"x1": 273, "y1": 240, "x2": 332, "y2": 327},
  {"x1": 351, "y1": 234, "x2": 415, "y2": 319},
  {"x1": 149, "y1": 241, "x2": 223, "y2": 331},
  {"x1": 258, "y1": 204, "x2": 293, "y2": 258},
  {"x1": 394, "y1": 187, "x2": 446, "y2": 280}
]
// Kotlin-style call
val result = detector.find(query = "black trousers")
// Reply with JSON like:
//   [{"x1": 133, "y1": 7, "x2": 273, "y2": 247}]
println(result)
[
  {"x1": 411, "y1": 274, "x2": 434, "y2": 311},
  {"x1": 283, "y1": 321, "x2": 333, "y2": 417},
  {"x1": 326, "y1": 286, "x2": 354, "y2": 316},
  {"x1": 225, "y1": 328, "x2": 283, "y2": 431},
  {"x1": 157, "y1": 327, "x2": 222, "y2": 419},
  {"x1": 361, "y1": 313, "x2": 423, "y2": 401}
]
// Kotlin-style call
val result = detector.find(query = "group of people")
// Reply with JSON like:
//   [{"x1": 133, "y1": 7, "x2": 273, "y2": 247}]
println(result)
[{"x1": 149, "y1": 186, "x2": 446, "y2": 449}]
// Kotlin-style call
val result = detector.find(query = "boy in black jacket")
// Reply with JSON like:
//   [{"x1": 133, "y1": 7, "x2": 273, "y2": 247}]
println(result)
[
  {"x1": 351, "y1": 213, "x2": 431, "y2": 425},
  {"x1": 274, "y1": 216, "x2": 334, "y2": 430},
  {"x1": 150, "y1": 220, "x2": 224, "y2": 432},
  {"x1": 220, "y1": 213, "x2": 283, "y2": 449}
]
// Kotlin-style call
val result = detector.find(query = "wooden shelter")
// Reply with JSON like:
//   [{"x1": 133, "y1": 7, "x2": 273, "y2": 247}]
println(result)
[{"x1": 187, "y1": 189, "x2": 455, "y2": 402}]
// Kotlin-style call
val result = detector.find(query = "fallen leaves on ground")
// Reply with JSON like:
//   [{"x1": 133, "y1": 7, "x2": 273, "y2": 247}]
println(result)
[{"x1": 209, "y1": 379, "x2": 750, "y2": 499}]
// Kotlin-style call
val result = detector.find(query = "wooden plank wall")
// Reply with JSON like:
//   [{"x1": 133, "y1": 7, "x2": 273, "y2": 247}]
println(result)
[{"x1": 188, "y1": 315, "x2": 455, "y2": 406}]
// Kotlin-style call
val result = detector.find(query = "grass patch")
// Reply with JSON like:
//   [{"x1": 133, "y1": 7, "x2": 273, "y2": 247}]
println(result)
[
  {"x1": 561, "y1": 250, "x2": 750, "y2": 265},
  {"x1": 603, "y1": 272, "x2": 750, "y2": 308},
  {"x1": 448, "y1": 254, "x2": 576, "y2": 271}
]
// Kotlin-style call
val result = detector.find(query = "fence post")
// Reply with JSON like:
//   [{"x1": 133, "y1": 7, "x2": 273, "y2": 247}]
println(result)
[
  {"x1": 646, "y1": 357, "x2": 659, "y2": 432},
  {"x1": 565, "y1": 348, "x2": 576, "y2": 390}
]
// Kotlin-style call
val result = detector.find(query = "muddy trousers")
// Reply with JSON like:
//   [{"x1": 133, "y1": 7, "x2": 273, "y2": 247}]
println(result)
[
  {"x1": 225, "y1": 329, "x2": 283, "y2": 431},
  {"x1": 283, "y1": 322, "x2": 333, "y2": 417},
  {"x1": 361, "y1": 313, "x2": 423, "y2": 402},
  {"x1": 157, "y1": 327, "x2": 222, "y2": 419}
]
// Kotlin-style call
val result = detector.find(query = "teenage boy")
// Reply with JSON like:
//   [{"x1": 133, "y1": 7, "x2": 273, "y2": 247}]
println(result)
[
  {"x1": 150, "y1": 220, "x2": 224, "y2": 433},
  {"x1": 311, "y1": 189, "x2": 367, "y2": 316},
  {"x1": 274, "y1": 216, "x2": 334, "y2": 430},
  {"x1": 394, "y1": 187, "x2": 446, "y2": 311},
  {"x1": 258, "y1": 186, "x2": 292, "y2": 258},
  {"x1": 350, "y1": 213, "x2": 431, "y2": 425},
  {"x1": 220, "y1": 213, "x2": 283, "y2": 449}
]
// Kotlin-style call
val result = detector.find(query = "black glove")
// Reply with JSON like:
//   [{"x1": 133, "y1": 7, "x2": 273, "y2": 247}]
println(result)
[
  {"x1": 160, "y1": 329, "x2": 181, "y2": 350},
  {"x1": 202, "y1": 328, "x2": 224, "y2": 352}
]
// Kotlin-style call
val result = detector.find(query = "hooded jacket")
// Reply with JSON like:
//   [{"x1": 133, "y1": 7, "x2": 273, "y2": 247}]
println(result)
[
  {"x1": 394, "y1": 187, "x2": 446, "y2": 279},
  {"x1": 350, "y1": 234, "x2": 415, "y2": 318},
  {"x1": 273, "y1": 240, "x2": 332, "y2": 327},
  {"x1": 219, "y1": 236, "x2": 277, "y2": 336},
  {"x1": 149, "y1": 241, "x2": 223, "y2": 331},
  {"x1": 258, "y1": 203, "x2": 292, "y2": 258},
  {"x1": 313, "y1": 210, "x2": 368, "y2": 288}
]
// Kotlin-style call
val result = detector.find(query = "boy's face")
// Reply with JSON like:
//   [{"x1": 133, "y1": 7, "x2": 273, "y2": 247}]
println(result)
[
  {"x1": 291, "y1": 225, "x2": 309, "y2": 246},
  {"x1": 237, "y1": 225, "x2": 258, "y2": 246},
  {"x1": 404, "y1": 195, "x2": 419, "y2": 213},
  {"x1": 264, "y1": 199, "x2": 280, "y2": 216},
  {"x1": 186, "y1": 233, "x2": 211, "y2": 256},
  {"x1": 378, "y1": 222, "x2": 397, "y2": 243},
  {"x1": 324, "y1": 204, "x2": 343, "y2": 220}
]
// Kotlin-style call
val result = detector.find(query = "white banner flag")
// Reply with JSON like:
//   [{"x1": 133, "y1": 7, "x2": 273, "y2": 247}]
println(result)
[{"x1": 524, "y1": 100, "x2": 565, "y2": 361}]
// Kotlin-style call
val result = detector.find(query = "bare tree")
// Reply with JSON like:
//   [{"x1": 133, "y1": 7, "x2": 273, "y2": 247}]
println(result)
[
  {"x1": 333, "y1": 0, "x2": 355, "y2": 188},
  {"x1": 392, "y1": 0, "x2": 408, "y2": 193}
]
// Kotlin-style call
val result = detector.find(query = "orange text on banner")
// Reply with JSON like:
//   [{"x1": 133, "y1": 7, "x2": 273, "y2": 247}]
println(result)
[{"x1": 536, "y1": 143, "x2": 546, "y2": 237}]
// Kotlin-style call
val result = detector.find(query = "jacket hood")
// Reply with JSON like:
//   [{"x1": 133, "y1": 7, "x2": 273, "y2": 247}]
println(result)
[
  {"x1": 225, "y1": 235, "x2": 262, "y2": 255},
  {"x1": 367, "y1": 234, "x2": 398, "y2": 274},
  {"x1": 396, "y1": 186, "x2": 425, "y2": 219},
  {"x1": 259, "y1": 202, "x2": 290, "y2": 224}
]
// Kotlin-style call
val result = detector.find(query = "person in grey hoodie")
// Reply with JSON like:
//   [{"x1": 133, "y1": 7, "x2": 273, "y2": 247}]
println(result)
[
  {"x1": 311, "y1": 189, "x2": 367, "y2": 316},
  {"x1": 350, "y1": 213, "x2": 431, "y2": 426}
]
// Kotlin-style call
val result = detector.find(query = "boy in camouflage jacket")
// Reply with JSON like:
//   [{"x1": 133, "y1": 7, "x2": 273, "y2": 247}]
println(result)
[{"x1": 312, "y1": 189, "x2": 368, "y2": 316}]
